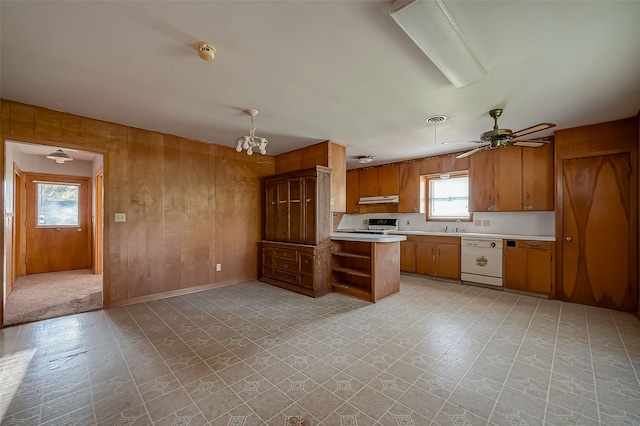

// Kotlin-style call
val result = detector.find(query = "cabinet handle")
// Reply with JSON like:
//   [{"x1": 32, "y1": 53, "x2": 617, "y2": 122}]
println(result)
[
  {"x1": 565, "y1": 236, "x2": 572, "y2": 242},
  {"x1": 284, "y1": 264, "x2": 289, "y2": 269},
  {"x1": 526, "y1": 192, "x2": 530, "y2": 200}
]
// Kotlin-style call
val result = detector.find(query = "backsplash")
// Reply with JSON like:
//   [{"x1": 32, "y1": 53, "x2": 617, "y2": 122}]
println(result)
[{"x1": 338, "y1": 211, "x2": 555, "y2": 236}]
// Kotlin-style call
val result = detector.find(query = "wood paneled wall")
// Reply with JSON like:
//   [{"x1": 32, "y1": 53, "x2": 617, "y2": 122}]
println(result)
[{"x1": 0, "y1": 100, "x2": 275, "y2": 313}]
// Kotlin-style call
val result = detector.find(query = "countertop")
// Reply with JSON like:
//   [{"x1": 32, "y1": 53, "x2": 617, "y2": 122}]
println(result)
[
  {"x1": 331, "y1": 233, "x2": 407, "y2": 243},
  {"x1": 337, "y1": 229, "x2": 555, "y2": 242}
]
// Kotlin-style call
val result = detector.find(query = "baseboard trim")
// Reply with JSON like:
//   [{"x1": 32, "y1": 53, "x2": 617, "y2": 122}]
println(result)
[{"x1": 109, "y1": 279, "x2": 249, "y2": 308}]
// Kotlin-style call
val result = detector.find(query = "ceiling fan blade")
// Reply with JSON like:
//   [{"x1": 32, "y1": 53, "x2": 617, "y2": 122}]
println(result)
[
  {"x1": 456, "y1": 146, "x2": 486, "y2": 158},
  {"x1": 512, "y1": 138, "x2": 551, "y2": 148},
  {"x1": 511, "y1": 122, "x2": 556, "y2": 138},
  {"x1": 441, "y1": 140, "x2": 483, "y2": 145}
]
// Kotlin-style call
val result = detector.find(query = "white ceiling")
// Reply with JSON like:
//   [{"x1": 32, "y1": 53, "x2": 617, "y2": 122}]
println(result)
[{"x1": 1, "y1": 1, "x2": 639, "y2": 169}]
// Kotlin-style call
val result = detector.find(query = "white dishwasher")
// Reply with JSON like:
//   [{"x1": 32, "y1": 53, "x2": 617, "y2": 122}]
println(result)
[{"x1": 461, "y1": 237, "x2": 503, "y2": 287}]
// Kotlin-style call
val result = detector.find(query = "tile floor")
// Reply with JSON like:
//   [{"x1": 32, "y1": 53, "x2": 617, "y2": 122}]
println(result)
[{"x1": 1, "y1": 275, "x2": 640, "y2": 426}]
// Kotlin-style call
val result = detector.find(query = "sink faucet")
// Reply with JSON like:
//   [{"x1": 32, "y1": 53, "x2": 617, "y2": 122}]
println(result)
[
  {"x1": 444, "y1": 224, "x2": 448, "y2": 233},
  {"x1": 455, "y1": 219, "x2": 465, "y2": 233}
]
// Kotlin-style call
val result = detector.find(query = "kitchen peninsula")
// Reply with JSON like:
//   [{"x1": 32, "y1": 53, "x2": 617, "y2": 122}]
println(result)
[{"x1": 330, "y1": 233, "x2": 406, "y2": 302}]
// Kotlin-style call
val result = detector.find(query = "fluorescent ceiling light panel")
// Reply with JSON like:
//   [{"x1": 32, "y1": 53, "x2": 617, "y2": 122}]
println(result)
[{"x1": 390, "y1": 0, "x2": 488, "y2": 88}]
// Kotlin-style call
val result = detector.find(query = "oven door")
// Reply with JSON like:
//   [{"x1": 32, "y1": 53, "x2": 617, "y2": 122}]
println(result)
[{"x1": 461, "y1": 240, "x2": 503, "y2": 287}]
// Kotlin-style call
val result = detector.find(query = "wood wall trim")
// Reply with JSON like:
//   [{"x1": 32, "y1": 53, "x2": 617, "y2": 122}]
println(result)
[{"x1": 0, "y1": 99, "x2": 275, "y2": 322}]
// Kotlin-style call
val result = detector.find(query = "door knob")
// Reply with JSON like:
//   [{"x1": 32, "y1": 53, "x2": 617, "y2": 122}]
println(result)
[{"x1": 565, "y1": 236, "x2": 572, "y2": 242}]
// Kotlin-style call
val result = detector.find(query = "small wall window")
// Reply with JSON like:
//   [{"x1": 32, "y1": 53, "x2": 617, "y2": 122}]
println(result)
[
  {"x1": 425, "y1": 172, "x2": 470, "y2": 221},
  {"x1": 36, "y1": 182, "x2": 80, "y2": 226}
]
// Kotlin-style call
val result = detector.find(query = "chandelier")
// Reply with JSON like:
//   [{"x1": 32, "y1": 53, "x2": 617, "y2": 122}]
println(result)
[{"x1": 235, "y1": 109, "x2": 268, "y2": 155}]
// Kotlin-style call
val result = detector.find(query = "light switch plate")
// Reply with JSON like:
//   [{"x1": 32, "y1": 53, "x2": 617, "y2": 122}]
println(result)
[{"x1": 115, "y1": 213, "x2": 126, "y2": 223}]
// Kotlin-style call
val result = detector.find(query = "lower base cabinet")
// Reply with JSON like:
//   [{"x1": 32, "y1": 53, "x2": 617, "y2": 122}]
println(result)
[
  {"x1": 400, "y1": 235, "x2": 460, "y2": 280},
  {"x1": 504, "y1": 240, "x2": 555, "y2": 295},
  {"x1": 261, "y1": 241, "x2": 331, "y2": 297}
]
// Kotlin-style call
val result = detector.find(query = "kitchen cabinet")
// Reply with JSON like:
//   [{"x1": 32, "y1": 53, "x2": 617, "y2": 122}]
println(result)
[
  {"x1": 398, "y1": 161, "x2": 421, "y2": 213},
  {"x1": 262, "y1": 166, "x2": 332, "y2": 297},
  {"x1": 346, "y1": 170, "x2": 361, "y2": 214},
  {"x1": 420, "y1": 155, "x2": 469, "y2": 175},
  {"x1": 400, "y1": 236, "x2": 417, "y2": 272},
  {"x1": 264, "y1": 166, "x2": 331, "y2": 246},
  {"x1": 262, "y1": 241, "x2": 332, "y2": 297},
  {"x1": 469, "y1": 144, "x2": 552, "y2": 212},
  {"x1": 331, "y1": 239, "x2": 400, "y2": 302},
  {"x1": 504, "y1": 240, "x2": 554, "y2": 295},
  {"x1": 402, "y1": 235, "x2": 460, "y2": 280},
  {"x1": 359, "y1": 164, "x2": 399, "y2": 197}
]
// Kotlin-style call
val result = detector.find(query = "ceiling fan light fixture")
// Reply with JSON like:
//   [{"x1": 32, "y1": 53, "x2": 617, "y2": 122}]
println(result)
[
  {"x1": 390, "y1": 0, "x2": 487, "y2": 88},
  {"x1": 357, "y1": 155, "x2": 373, "y2": 164},
  {"x1": 46, "y1": 149, "x2": 73, "y2": 164}
]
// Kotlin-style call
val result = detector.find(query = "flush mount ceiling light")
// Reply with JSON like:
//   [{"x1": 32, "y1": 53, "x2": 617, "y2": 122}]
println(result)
[
  {"x1": 390, "y1": 0, "x2": 487, "y2": 88},
  {"x1": 195, "y1": 41, "x2": 216, "y2": 61},
  {"x1": 235, "y1": 109, "x2": 268, "y2": 155},
  {"x1": 357, "y1": 155, "x2": 374, "y2": 164},
  {"x1": 46, "y1": 149, "x2": 73, "y2": 164}
]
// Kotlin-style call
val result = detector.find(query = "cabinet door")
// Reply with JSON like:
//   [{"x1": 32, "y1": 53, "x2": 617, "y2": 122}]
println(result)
[
  {"x1": 469, "y1": 149, "x2": 495, "y2": 211},
  {"x1": 399, "y1": 162, "x2": 420, "y2": 213},
  {"x1": 527, "y1": 249, "x2": 552, "y2": 294},
  {"x1": 298, "y1": 252, "x2": 315, "y2": 289},
  {"x1": 437, "y1": 243, "x2": 460, "y2": 280},
  {"x1": 504, "y1": 247, "x2": 528, "y2": 291},
  {"x1": 378, "y1": 165, "x2": 399, "y2": 195},
  {"x1": 302, "y1": 177, "x2": 317, "y2": 245},
  {"x1": 275, "y1": 181, "x2": 290, "y2": 241},
  {"x1": 522, "y1": 143, "x2": 553, "y2": 211},
  {"x1": 288, "y1": 178, "x2": 304, "y2": 243},
  {"x1": 419, "y1": 158, "x2": 440, "y2": 175},
  {"x1": 416, "y1": 243, "x2": 438, "y2": 276},
  {"x1": 262, "y1": 247, "x2": 275, "y2": 279},
  {"x1": 358, "y1": 168, "x2": 378, "y2": 197},
  {"x1": 494, "y1": 147, "x2": 523, "y2": 211},
  {"x1": 400, "y1": 241, "x2": 416, "y2": 273},
  {"x1": 346, "y1": 170, "x2": 360, "y2": 213},
  {"x1": 265, "y1": 183, "x2": 277, "y2": 241}
]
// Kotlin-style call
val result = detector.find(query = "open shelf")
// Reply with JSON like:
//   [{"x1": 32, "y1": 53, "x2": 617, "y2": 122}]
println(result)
[
  {"x1": 332, "y1": 251, "x2": 371, "y2": 260},
  {"x1": 332, "y1": 282, "x2": 372, "y2": 300},
  {"x1": 332, "y1": 266, "x2": 372, "y2": 278}
]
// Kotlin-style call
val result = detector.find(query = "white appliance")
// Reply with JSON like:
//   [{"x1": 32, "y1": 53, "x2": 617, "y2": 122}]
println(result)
[
  {"x1": 461, "y1": 237, "x2": 503, "y2": 287},
  {"x1": 353, "y1": 218, "x2": 399, "y2": 235},
  {"x1": 358, "y1": 195, "x2": 399, "y2": 204}
]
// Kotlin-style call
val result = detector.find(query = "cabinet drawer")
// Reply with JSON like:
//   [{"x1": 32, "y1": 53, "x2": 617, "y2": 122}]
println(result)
[
  {"x1": 274, "y1": 249, "x2": 298, "y2": 261},
  {"x1": 516, "y1": 240, "x2": 554, "y2": 250},
  {"x1": 274, "y1": 270, "x2": 298, "y2": 285},
  {"x1": 275, "y1": 259, "x2": 298, "y2": 272}
]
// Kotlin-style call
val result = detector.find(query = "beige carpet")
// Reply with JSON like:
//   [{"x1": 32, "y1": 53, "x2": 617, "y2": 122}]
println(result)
[{"x1": 4, "y1": 269, "x2": 102, "y2": 326}]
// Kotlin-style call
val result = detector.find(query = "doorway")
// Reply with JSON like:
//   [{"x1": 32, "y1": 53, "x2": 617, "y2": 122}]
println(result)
[{"x1": 3, "y1": 141, "x2": 104, "y2": 326}]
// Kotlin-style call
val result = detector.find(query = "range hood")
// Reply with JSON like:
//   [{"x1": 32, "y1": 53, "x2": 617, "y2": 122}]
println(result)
[{"x1": 358, "y1": 195, "x2": 399, "y2": 205}]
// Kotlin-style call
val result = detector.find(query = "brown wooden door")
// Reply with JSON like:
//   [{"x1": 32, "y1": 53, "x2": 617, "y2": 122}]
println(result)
[
  {"x1": 437, "y1": 243, "x2": 460, "y2": 280},
  {"x1": 494, "y1": 147, "x2": 522, "y2": 211},
  {"x1": 359, "y1": 168, "x2": 378, "y2": 197},
  {"x1": 469, "y1": 149, "x2": 494, "y2": 211},
  {"x1": 527, "y1": 249, "x2": 552, "y2": 294},
  {"x1": 378, "y1": 165, "x2": 399, "y2": 195},
  {"x1": 302, "y1": 176, "x2": 316, "y2": 245},
  {"x1": 275, "y1": 181, "x2": 289, "y2": 241},
  {"x1": 400, "y1": 240, "x2": 416, "y2": 273},
  {"x1": 288, "y1": 178, "x2": 303, "y2": 243},
  {"x1": 523, "y1": 144, "x2": 554, "y2": 211},
  {"x1": 265, "y1": 182, "x2": 277, "y2": 241},
  {"x1": 25, "y1": 173, "x2": 91, "y2": 274},
  {"x1": 346, "y1": 170, "x2": 360, "y2": 214},
  {"x1": 561, "y1": 153, "x2": 632, "y2": 311},
  {"x1": 399, "y1": 162, "x2": 420, "y2": 213},
  {"x1": 504, "y1": 247, "x2": 528, "y2": 291},
  {"x1": 416, "y1": 242, "x2": 437, "y2": 276}
]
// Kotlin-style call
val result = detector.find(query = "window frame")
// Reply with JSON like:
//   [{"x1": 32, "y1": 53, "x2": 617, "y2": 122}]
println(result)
[
  {"x1": 34, "y1": 180, "x2": 82, "y2": 228},
  {"x1": 424, "y1": 171, "x2": 472, "y2": 222}
]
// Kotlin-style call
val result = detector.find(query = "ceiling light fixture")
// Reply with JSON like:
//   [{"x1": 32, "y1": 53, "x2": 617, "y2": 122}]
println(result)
[
  {"x1": 195, "y1": 41, "x2": 216, "y2": 61},
  {"x1": 46, "y1": 149, "x2": 73, "y2": 164},
  {"x1": 357, "y1": 156, "x2": 374, "y2": 164},
  {"x1": 390, "y1": 0, "x2": 487, "y2": 88},
  {"x1": 235, "y1": 109, "x2": 268, "y2": 155}
]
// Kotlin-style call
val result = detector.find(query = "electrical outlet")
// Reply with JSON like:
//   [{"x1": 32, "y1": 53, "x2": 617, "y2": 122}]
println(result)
[
  {"x1": 406, "y1": 220, "x2": 410, "y2": 226},
  {"x1": 475, "y1": 219, "x2": 482, "y2": 226},
  {"x1": 115, "y1": 213, "x2": 126, "y2": 223},
  {"x1": 482, "y1": 220, "x2": 491, "y2": 227},
  {"x1": 216, "y1": 263, "x2": 222, "y2": 271},
  {"x1": 362, "y1": 219, "x2": 367, "y2": 225}
]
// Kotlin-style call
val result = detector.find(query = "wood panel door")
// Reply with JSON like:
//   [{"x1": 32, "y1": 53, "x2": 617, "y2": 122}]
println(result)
[
  {"x1": 25, "y1": 173, "x2": 91, "y2": 274},
  {"x1": 523, "y1": 143, "x2": 554, "y2": 211},
  {"x1": 346, "y1": 170, "x2": 360, "y2": 214},
  {"x1": 561, "y1": 153, "x2": 632, "y2": 311},
  {"x1": 275, "y1": 181, "x2": 289, "y2": 241},
  {"x1": 399, "y1": 162, "x2": 420, "y2": 213},
  {"x1": 437, "y1": 243, "x2": 460, "y2": 280},
  {"x1": 469, "y1": 149, "x2": 494, "y2": 211},
  {"x1": 378, "y1": 165, "x2": 399, "y2": 195},
  {"x1": 416, "y1": 242, "x2": 437, "y2": 276},
  {"x1": 358, "y1": 168, "x2": 378, "y2": 197},
  {"x1": 302, "y1": 176, "x2": 316, "y2": 245},
  {"x1": 493, "y1": 147, "x2": 522, "y2": 211}
]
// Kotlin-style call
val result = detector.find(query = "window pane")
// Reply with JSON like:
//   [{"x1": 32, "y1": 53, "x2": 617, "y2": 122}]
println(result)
[
  {"x1": 37, "y1": 183, "x2": 79, "y2": 226},
  {"x1": 429, "y1": 176, "x2": 469, "y2": 218}
]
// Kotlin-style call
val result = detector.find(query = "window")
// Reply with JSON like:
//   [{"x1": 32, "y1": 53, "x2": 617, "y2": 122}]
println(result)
[
  {"x1": 36, "y1": 182, "x2": 80, "y2": 226},
  {"x1": 425, "y1": 172, "x2": 470, "y2": 220}
]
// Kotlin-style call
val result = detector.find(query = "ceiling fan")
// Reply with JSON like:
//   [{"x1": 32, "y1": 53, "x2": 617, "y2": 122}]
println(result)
[{"x1": 455, "y1": 109, "x2": 556, "y2": 158}]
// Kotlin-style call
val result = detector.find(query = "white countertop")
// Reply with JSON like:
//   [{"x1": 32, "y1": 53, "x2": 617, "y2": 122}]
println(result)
[
  {"x1": 337, "y1": 229, "x2": 555, "y2": 242},
  {"x1": 331, "y1": 233, "x2": 407, "y2": 243}
]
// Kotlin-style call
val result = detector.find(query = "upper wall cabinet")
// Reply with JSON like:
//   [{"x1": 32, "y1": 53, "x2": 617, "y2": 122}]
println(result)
[
  {"x1": 420, "y1": 155, "x2": 469, "y2": 175},
  {"x1": 346, "y1": 170, "x2": 360, "y2": 214},
  {"x1": 469, "y1": 144, "x2": 553, "y2": 212},
  {"x1": 398, "y1": 161, "x2": 421, "y2": 213},
  {"x1": 358, "y1": 164, "x2": 399, "y2": 197}
]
